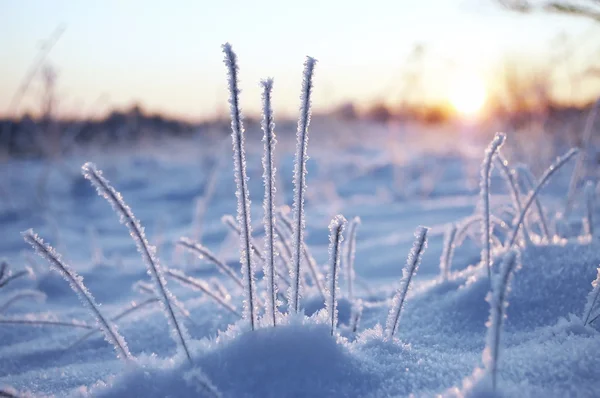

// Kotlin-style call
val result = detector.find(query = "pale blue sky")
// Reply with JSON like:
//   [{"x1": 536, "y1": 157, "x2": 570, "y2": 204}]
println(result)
[{"x1": 0, "y1": 0, "x2": 596, "y2": 121}]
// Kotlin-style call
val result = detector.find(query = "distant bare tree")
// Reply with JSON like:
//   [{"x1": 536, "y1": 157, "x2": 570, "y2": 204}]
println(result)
[{"x1": 499, "y1": 0, "x2": 600, "y2": 22}]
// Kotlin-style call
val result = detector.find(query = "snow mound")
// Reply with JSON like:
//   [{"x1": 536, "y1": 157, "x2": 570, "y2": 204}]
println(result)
[{"x1": 87, "y1": 321, "x2": 377, "y2": 398}]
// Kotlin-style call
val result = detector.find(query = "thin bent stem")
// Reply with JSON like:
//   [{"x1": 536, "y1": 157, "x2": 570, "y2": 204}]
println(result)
[
  {"x1": 508, "y1": 148, "x2": 579, "y2": 248},
  {"x1": 82, "y1": 163, "x2": 190, "y2": 362}
]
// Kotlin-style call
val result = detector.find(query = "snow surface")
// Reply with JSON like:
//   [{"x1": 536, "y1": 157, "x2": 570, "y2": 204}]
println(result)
[{"x1": 1, "y1": 121, "x2": 599, "y2": 397}]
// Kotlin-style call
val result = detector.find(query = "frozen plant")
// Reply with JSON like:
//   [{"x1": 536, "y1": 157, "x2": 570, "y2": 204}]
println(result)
[
  {"x1": 278, "y1": 208, "x2": 325, "y2": 299},
  {"x1": 582, "y1": 265, "x2": 600, "y2": 326},
  {"x1": 166, "y1": 268, "x2": 241, "y2": 317},
  {"x1": 67, "y1": 297, "x2": 160, "y2": 350},
  {"x1": 222, "y1": 215, "x2": 290, "y2": 288},
  {"x1": 507, "y1": 148, "x2": 579, "y2": 247},
  {"x1": 82, "y1": 162, "x2": 192, "y2": 362},
  {"x1": 386, "y1": 226, "x2": 429, "y2": 340},
  {"x1": 289, "y1": 56, "x2": 318, "y2": 313},
  {"x1": 22, "y1": 229, "x2": 132, "y2": 361},
  {"x1": 480, "y1": 132, "x2": 506, "y2": 281},
  {"x1": 0, "y1": 290, "x2": 46, "y2": 313},
  {"x1": 178, "y1": 237, "x2": 243, "y2": 289},
  {"x1": 514, "y1": 165, "x2": 550, "y2": 242},
  {"x1": 0, "y1": 260, "x2": 33, "y2": 288},
  {"x1": 439, "y1": 223, "x2": 457, "y2": 281},
  {"x1": 326, "y1": 215, "x2": 347, "y2": 336},
  {"x1": 222, "y1": 43, "x2": 257, "y2": 330},
  {"x1": 344, "y1": 216, "x2": 360, "y2": 301},
  {"x1": 483, "y1": 248, "x2": 519, "y2": 391},
  {"x1": 260, "y1": 78, "x2": 279, "y2": 327},
  {"x1": 495, "y1": 154, "x2": 531, "y2": 244},
  {"x1": 584, "y1": 181, "x2": 596, "y2": 239}
]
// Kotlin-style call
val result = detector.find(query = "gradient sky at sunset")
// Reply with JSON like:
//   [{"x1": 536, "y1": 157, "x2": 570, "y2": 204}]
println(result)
[{"x1": 1, "y1": 0, "x2": 597, "y2": 121}]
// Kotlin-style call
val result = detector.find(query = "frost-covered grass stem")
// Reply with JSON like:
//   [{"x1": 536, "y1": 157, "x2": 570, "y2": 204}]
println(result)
[
  {"x1": 82, "y1": 162, "x2": 191, "y2": 362},
  {"x1": 440, "y1": 223, "x2": 457, "y2": 281},
  {"x1": 584, "y1": 181, "x2": 596, "y2": 238},
  {"x1": 484, "y1": 248, "x2": 519, "y2": 391},
  {"x1": 260, "y1": 78, "x2": 278, "y2": 327},
  {"x1": 480, "y1": 133, "x2": 506, "y2": 281},
  {"x1": 222, "y1": 43, "x2": 257, "y2": 329},
  {"x1": 344, "y1": 217, "x2": 360, "y2": 301},
  {"x1": 22, "y1": 230, "x2": 132, "y2": 361},
  {"x1": 327, "y1": 215, "x2": 346, "y2": 336},
  {"x1": 386, "y1": 226, "x2": 429, "y2": 339},
  {"x1": 178, "y1": 237, "x2": 243, "y2": 289},
  {"x1": 166, "y1": 269, "x2": 241, "y2": 317},
  {"x1": 515, "y1": 165, "x2": 550, "y2": 241},
  {"x1": 289, "y1": 56, "x2": 317, "y2": 313},
  {"x1": 508, "y1": 148, "x2": 579, "y2": 247},
  {"x1": 583, "y1": 266, "x2": 600, "y2": 326}
]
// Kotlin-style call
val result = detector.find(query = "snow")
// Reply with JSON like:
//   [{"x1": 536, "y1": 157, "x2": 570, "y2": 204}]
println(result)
[{"x1": 0, "y1": 118, "x2": 599, "y2": 397}]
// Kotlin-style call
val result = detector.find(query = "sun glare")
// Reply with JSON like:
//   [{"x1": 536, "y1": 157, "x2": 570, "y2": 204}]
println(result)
[{"x1": 449, "y1": 75, "x2": 487, "y2": 117}]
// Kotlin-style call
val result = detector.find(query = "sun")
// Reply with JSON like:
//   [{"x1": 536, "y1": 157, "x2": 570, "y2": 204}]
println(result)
[{"x1": 449, "y1": 74, "x2": 487, "y2": 117}]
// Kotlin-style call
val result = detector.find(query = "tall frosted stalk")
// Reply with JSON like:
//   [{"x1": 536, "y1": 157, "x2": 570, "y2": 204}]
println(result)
[
  {"x1": 222, "y1": 43, "x2": 257, "y2": 330},
  {"x1": 260, "y1": 78, "x2": 278, "y2": 327},
  {"x1": 344, "y1": 217, "x2": 360, "y2": 301},
  {"x1": 326, "y1": 215, "x2": 346, "y2": 336},
  {"x1": 289, "y1": 56, "x2": 317, "y2": 313}
]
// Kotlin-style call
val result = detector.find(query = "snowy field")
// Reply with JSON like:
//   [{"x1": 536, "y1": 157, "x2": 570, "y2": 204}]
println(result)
[{"x1": 0, "y1": 114, "x2": 599, "y2": 397}]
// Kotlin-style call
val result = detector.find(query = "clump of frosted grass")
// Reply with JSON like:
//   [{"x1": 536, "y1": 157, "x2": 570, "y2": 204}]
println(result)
[
  {"x1": 289, "y1": 56, "x2": 317, "y2": 313},
  {"x1": 385, "y1": 226, "x2": 429, "y2": 339},
  {"x1": 222, "y1": 43, "x2": 258, "y2": 330},
  {"x1": 22, "y1": 229, "x2": 132, "y2": 361},
  {"x1": 82, "y1": 162, "x2": 192, "y2": 362},
  {"x1": 326, "y1": 215, "x2": 347, "y2": 336},
  {"x1": 480, "y1": 133, "x2": 506, "y2": 281}
]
